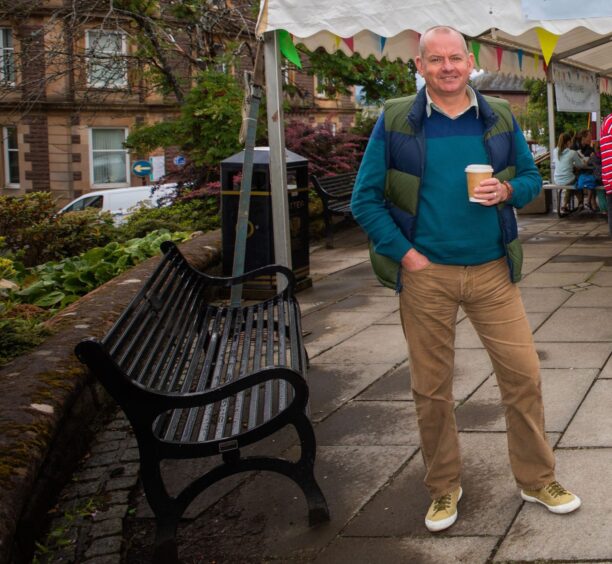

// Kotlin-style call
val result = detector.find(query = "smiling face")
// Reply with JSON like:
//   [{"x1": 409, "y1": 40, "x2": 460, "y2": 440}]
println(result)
[{"x1": 416, "y1": 27, "x2": 474, "y2": 104}]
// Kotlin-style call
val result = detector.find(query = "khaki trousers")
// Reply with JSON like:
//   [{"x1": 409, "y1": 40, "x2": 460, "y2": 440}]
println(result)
[{"x1": 399, "y1": 257, "x2": 555, "y2": 498}]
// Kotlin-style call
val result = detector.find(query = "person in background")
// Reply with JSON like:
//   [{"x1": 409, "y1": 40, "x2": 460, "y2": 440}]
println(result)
[
  {"x1": 351, "y1": 25, "x2": 581, "y2": 534},
  {"x1": 555, "y1": 131, "x2": 589, "y2": 216},
  {"x1": 600, "y1": 114, "x2": 612, "y2": 235}
]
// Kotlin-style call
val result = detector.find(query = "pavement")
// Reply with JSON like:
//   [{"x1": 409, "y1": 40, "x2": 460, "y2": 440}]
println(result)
[{"x1": 42, "y1": 210, "x2": 612, "y2": 563}]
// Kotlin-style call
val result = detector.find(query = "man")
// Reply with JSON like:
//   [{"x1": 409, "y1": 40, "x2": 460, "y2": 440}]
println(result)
[
  {"x1": 600, "y1": 113, "x2": 612, "y2": 234},
  {"x1": 351, "y1": 26, "x2": 580, "y2": 533}
]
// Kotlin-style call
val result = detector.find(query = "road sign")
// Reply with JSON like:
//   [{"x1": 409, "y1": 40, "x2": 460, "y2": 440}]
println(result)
[
  {"x1": 173, "y1": 155, "x2": 186, "y2": 166},
  {"x1": 132, "y1": 160, "x2": 153, "y2": 177}
]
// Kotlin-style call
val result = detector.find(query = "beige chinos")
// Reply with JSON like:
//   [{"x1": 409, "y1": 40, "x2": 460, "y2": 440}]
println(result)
[{"x1": 399, "y1": 257, "x2": 556, "y2": 499}]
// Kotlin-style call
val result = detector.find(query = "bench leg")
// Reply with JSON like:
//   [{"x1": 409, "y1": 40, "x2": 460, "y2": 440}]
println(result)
[
  {"x1": 153, "y1": 518, "x2": 179, "y2": 564},
  {"x1": 293, "y1": 412, "x2": 331, "y2": 525},
  {"x1": 323, "y1": 210, "x2": 334, "y2": 249}
]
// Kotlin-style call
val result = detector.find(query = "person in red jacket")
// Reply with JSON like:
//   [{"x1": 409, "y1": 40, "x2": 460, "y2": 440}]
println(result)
[{"x1": 600, "y1": 113, "x2": 612, "y2": 235}]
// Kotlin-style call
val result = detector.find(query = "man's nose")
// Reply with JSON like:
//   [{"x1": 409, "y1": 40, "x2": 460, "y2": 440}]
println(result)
[{"x1": 442, "y1": 58, "x2": 454, "y2": 70}]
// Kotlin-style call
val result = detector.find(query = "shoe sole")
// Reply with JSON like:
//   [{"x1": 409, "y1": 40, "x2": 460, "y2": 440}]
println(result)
[
  {"x1": 520, "y1": 491, "x2": 582, "y2": 514},
  {"x1": 425, "y1": 487, "x2": 463, "y2": 532}
]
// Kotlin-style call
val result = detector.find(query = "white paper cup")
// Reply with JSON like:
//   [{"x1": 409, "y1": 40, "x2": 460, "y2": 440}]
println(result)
[{"x1": 465, "y1": 164, "x2": 493, "y2": 202}]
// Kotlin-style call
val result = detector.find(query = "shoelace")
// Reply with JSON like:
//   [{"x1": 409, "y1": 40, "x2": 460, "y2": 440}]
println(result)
[
  {"x1": 545, "y1": 481, "x2": 569, "y2": 498},
  {"x1": 433, "y1": 493, "x2": 452, "y2": 514}
]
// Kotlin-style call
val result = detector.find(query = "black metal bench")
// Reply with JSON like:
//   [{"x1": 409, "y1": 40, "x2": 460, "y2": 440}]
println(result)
[
  {"x1": 312, "y1": 171, "x2": 357, "y2": 247},
  {"x1": 75, "y1": 241, "x2": 329, "y2": 563}
]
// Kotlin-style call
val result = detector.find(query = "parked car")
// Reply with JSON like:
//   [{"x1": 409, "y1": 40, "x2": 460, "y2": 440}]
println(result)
[{"x1": 59, "y1": 184, "x2": 175, "y2": 224}]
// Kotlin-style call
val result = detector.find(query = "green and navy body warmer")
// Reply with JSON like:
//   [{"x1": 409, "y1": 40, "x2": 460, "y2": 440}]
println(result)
[{"x1": 351, "y1": 87, "x2": 542, "y2": 290}]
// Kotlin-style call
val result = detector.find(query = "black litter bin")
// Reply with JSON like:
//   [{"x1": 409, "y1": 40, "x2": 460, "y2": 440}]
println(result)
[{"x1": 221, "y1": 147, "x2": 311, "y2": 297}]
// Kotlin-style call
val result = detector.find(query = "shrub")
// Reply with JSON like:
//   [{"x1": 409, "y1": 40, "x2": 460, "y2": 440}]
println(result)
[
  {"x1": 284, "y1": 119, "x2": 367, "y2": 178},
  {"x1": 0, "y1": 193, "x2": 117, "y2": 267},
  {"x1": 117, "y1": 196, "x2": 220, "y2": 241}
]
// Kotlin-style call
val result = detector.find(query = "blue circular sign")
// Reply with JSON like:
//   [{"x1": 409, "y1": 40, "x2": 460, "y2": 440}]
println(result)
[{"x1": 132, "y1": 160, "x2": 153, "y2": 177}]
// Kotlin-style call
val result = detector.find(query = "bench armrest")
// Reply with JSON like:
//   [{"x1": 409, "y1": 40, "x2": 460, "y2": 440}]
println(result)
[
  {"x1": 76, "y1": 338, "x2": 307, "y2": 418},
  {"x1": 311, "y1": 174, "x2": 356, "y2": 201},
  {"x1": 160, "y1": 241, "x2": 296, "y2": 295}
]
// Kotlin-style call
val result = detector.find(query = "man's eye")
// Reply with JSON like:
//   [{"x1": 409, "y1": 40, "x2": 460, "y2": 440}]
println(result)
[{"x1": 430, "y1": 57, "x2": 442, "y2": 64}]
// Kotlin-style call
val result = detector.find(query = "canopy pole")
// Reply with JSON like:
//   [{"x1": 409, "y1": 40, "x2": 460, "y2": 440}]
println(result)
[
  {"x1": 264, "y1": 30, "x2": 292, "y2": 290},
  {"x1": 547, "y1": 66, "x2": 556, "y2": 180}
]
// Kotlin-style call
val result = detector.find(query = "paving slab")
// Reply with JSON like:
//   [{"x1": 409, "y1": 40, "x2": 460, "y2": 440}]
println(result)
[
  {"x1": 310, "y1": 257, "x2": 366, "y2": 278},
  {"x1": 519, "y1": 287, "x2": 570, "y2": 312},
  {"x1": 598, "y1": 355, "x2": 612, "y2": 378},
  {"x1": 303, "y1": 310, "x2": 392, "y2": 358},
  {"x1": 535, "y1": 307, "x2": 612, "y2": 341},
  {"x1": 315, "y1": 400, "x2": 420, "y2": 447},
  {"x1": 521, "y1": 256, "x2": 550, "y2": 275},
  {"x1": 307, "y1": 362, "x2": 398, "y2": 422},
  {"x1": 314, "y1": 536, "x2": 499, "y2": 564},
  {"x1": 456, "y1": 369, "x2": 597, "y2": 433},
  {"x1": 535, "y1": 342, "x2": 612, "y2": 368},
  {"x1": 373, "y1": 310, "x2": 402, "y2": 324},
  {"x1": 536, "y1": 260, "x2": 604, "y2": 273},
  {"x1": 344, "y1": 433, "x2": 520, "y2": 538},
  {"x1": 314, "y1": 324, "x2": 408, "y2": 365},
  {"x1": 563, "y1": 284, "x2": 612, "y2": 307},
  {"x1": 332, "y1": 294, "x2": 398, "y2": 313},
  {"x1": 589, "y1": 270, "x2": 612, "y2": 285},
  {"x1": 357, "y1": 360, "x2": 412, "y2": 401},
  {"x1": 559, "y1": 380, "x2": 612, "y2": 447},
  {"x1": 522, "y1": 243, "x2": 570, "y2": 258},
  {"x1": 518, "y1": 271, "x2": 590, "y2": 288},
  {"x1": 494, "y1": 449, "x2": 612, "y2": 562},
  {"x1": 177, "y1": 445, "x2": 413, "y2": 560},
  {"x1": 559, "y1": 246, "x2": 612, "y2": 258}
]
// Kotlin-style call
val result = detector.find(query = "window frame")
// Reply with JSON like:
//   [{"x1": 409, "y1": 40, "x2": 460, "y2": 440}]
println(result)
[
  {"x1": 0, "y1": 28, "x2": 15, "y2": 85},
  {"x1": 3, "y1": 126, "x2": 19, "y2": 188},
  {"x1": 89, "y1": 127, "x2": 130, "y2": 188},
  {"x1": 85, "y1": 30, "x2": 128, "y2": 89}
]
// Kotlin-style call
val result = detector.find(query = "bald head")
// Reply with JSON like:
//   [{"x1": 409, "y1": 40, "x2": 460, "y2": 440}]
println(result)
[{"x1": 419, "y1": 26, "x2": 469, "y2": 58}]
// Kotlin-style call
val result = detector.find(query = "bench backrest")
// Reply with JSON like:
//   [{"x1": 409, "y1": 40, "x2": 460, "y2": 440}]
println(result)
[
  {"x1": 100, "y1": 245, "x2": 305, "y2": 396},
  {"x1": 312, "y1": 172, "x2": 357, "y2": 201}
]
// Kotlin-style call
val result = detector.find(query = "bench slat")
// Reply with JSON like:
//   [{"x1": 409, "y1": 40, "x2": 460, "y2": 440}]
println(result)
[
  {"x1": 131, "y1": 272, "x2": 200, "y2": 386},
  {"x1": 277, "y1": 298, "x2": 288, "y2": 412},
  {"x1": 197, "y1": 308, "x2": 236, "y2": 442},
  {"x1": 248, "y1": 303, "x2": 265, "y2": 430},
  {"x1": 214, "y1": 309, "x2": 246, "y2": 440},
  {"x1": 264, "y1": 301, "x2": 275, "y2": 423},
  {"x1": 230, "y1": 306, "x2": 256, "y2": 436}
]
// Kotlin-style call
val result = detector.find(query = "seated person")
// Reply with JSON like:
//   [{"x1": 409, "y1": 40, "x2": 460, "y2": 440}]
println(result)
[{"x1": 554, "y1": 131, "x2": 589, "y2": 215}]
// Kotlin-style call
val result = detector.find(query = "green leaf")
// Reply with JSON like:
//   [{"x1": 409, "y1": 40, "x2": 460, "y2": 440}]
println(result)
[{"x1": 34, "y1": 291, "x2": 66, "y2": 307}]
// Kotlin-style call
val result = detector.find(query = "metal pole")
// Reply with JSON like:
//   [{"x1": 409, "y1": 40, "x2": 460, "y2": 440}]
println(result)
[
  {"x1": 230, "y1": 45, "x2": 264, "y2": 307},
  {"x1": 547, "y1": 66, "x2": 556, "y2": 178},
  {"x1": 264, "y1": 30, "x2": 292, "y2": 291}
]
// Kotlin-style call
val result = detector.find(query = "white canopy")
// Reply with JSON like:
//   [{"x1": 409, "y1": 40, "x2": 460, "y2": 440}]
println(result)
[
  {"x1": 255, "y1": 0, "x2": 612, "y2": 275},
  {"x1": 258, "y1": 0, "x2": 612, "y2": 88}
]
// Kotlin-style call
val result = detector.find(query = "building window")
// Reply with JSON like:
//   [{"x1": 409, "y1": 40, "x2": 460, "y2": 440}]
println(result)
[
  {"x1": 86, "y1": 30, "x2": 127, "y2": 89},
  {"x1": 90, "y1": 128, "x2": 129, "y2": 185},
  {"x1": 3, "y1": 127, "x2": 19, "y2": 187},
  {"x1": 315, "y1": 75, "x2": 330, "y2": 99},
  {"x1": 0, "y1": 28, "x2": 15, "y2": 84}
]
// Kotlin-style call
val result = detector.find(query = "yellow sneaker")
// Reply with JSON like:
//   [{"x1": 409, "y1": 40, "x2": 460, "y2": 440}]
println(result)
[
  {"x1": 425, "y1": 486, "x2": 462, "y2": 532},
  {"x1": 521, "y1": 481, "x2": 581, "y2": 514}
]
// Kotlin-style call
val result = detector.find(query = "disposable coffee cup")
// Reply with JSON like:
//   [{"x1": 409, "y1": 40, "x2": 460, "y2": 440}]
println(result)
[{"x1": 465, "y1": 164, "x2": 493, "y2": 203}]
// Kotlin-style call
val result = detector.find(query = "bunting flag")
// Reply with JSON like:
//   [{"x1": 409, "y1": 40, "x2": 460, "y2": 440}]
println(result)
[
  {"x1": 517, "y1": 49, "x2": 523, "y2": 71},
  {"x1": 380, "y1": 35, "x2": 387, "y2": 54},
  {"x1": 543, "y1": 59, "x2": 548, "y2": 74},
  {"x1": 496, "y1": 47, "x2": 503, "y2": 70},
  {"x1": 534, "y1": 53, "x2": 539, "y2": 72},
  {"x1": 334, "y1": 35, "x2": 341, "y2": 50},
  {"x1": 535, "y1": 27, "x2": 559, "y2": 65},
  {"x1": 606, "y1": 78, "x2": 609, "y2": 92},
  {"x1": 342, "y1": 36, "x2": 354, "y2": 52},
  {"x1": 471, "y1": 40, "x2": 481, "y2": 66},
  {"x1": 278, "y1": 30, "x2": 302, "y2": 68}
]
